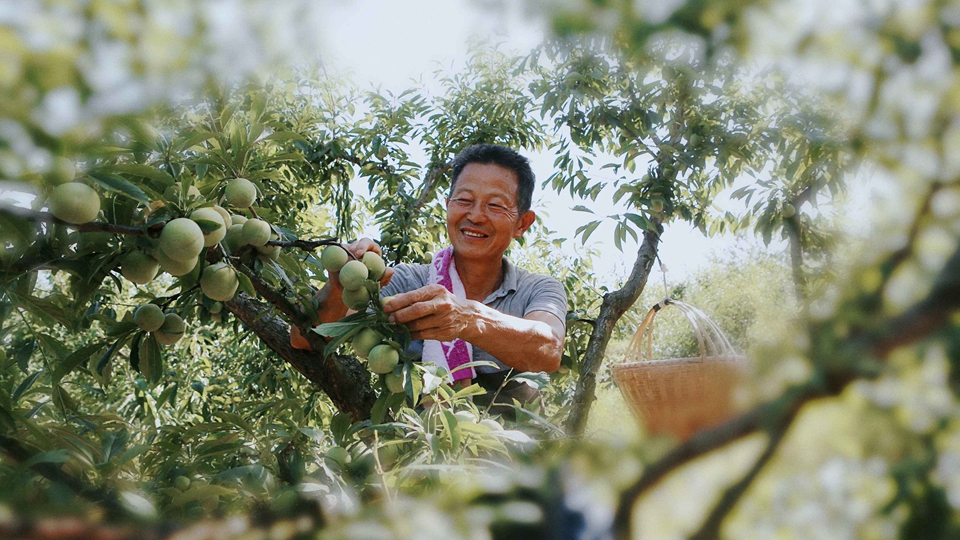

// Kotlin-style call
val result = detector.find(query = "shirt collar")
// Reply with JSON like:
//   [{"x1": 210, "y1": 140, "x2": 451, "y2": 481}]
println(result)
[{"x1": 483, "y1": 256, "x2": 518, "y2": 304}]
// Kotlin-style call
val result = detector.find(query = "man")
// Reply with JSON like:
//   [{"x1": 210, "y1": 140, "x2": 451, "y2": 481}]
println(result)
[{"x1": 292, "y1": 144, "x2": 567, "y2": 410}]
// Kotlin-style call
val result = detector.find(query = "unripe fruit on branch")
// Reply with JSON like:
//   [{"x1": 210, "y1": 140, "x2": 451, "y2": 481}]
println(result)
[
  {"x1": 782, "y1": 203, "x2": 796, "y2": 219},
  {"x1": 256, "y1": 235, "x2": 281, "y2": 261},
  {"x1": 368, "y1": 344, "x2": 399, "y2": 374},
  {"x1": 342, "y1": 286, "x2": 370, "y2": 310},
  {"x1": 155, "y1": 249, "x2": 197, "y2": 277},
  {"x1": 339, "y1": 260, "x2": 368, "y2": 290},
  {"x1": 352, "y1": 328, "x2": 383, "y2": 359},
  {"x1": 320, "y1": 245, "x2": 348, "y2": 272},
  {"x1": 325, "y1": 446, "x2": 349, "y2": 467},
  {"x1": 224, "y1": 178, "x2": 257, "y2": 208},
  {"x1": 154, "y1": 313, "x2": 186, "y2": 345},
  {"x1": 240, "y1": 219, "x2": 271, "y2": 247},
  {"x1": 384, "y1": 371, "x2": 405, "y2": 394},
  {"x1": 223, "y1": 224, "x2": 246, "y2": 254},
  {"x1": 230, "y1": 214, "x2": 248, "y2": 226},
  {"x1": 189, "y1": 208, "x2": 227, "y2": 247},
  {"x1": 212, "y1": 205, "x2": 232, "y2": 229},
  {"x1": 159, "y1": 218, "x2": 205, "y2": 262},
  {"x1": 49, "y1": 182, "x2": 100, "y2": 224},
  {"x1": 374, "y1": 444, "x2": 399, "y2": 468},
  {"x1": 209, "y1": 302, "x2": 223, "y2": 314},
  {"x1": 200, "y1": 262, "x2": 239, "y2": 302},
  {"x1": 46, "y1": 157, "x2": 76, "y2": 185},
  {"x1": 163, "y1": 183, "x2": 202, "y2": 201},
  {"x1": 361, "y1": 251, "x2": 386, "y2": 281},
  {"x1": 174, "y1": 476, "x2": 191, "y2": 491},
  {"x1": 133, "y1": 304, "x2": 165, "y2": 332},
  {"x1": 121, "y1": 251, "x2": 160, "y2": 284},
  {"x1": 650, "y1": 199, "x2": 664, "y2": 214}
]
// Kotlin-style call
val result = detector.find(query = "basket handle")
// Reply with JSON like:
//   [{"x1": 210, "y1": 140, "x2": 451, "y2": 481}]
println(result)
[{"x1": 624, "y1": 298, "x2": 737, "y2": 364}]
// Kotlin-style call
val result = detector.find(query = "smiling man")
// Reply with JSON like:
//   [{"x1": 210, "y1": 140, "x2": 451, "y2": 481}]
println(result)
[{"x1": 293, "y1": 144, "x2": 567, "y2": 412}]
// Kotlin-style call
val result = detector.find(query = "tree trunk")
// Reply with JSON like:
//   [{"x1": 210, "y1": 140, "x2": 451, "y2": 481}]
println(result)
[
  {"x1": 565, "y1": 223, "x2": 661, "y2": 436},
  {"x1": 225, "y1": 293, "x2": 377, "y2": 422}
]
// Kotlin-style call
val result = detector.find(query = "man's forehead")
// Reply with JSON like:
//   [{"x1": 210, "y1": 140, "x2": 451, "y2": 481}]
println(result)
[{"x1": 451, "y1": 163, "x2": 519, "y2": 199}]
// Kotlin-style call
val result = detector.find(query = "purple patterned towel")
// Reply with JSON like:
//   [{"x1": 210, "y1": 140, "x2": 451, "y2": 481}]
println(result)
[{"x1": 422, "y1": 246, "x2": 475, "y2": 382}]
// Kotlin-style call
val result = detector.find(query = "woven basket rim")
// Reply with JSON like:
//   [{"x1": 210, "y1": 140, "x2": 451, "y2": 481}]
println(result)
[{"x1": 613, "y1": 354, "x2": 747, "y2": 370}]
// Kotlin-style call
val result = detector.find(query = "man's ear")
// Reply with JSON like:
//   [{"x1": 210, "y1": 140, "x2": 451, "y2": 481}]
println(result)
[{"x1": 514, "y1": 210, "x2": 536, "y2": 238}]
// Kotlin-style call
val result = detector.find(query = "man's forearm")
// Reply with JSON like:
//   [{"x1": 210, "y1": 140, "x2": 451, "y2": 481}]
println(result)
[{"x1": 461, "y1": 301, "x2": 563, "y2": 373}]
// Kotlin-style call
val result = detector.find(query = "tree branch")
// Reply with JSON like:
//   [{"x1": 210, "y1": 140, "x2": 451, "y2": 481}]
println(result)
[
  {"x1": 0, "y1": 204, "x2": 157, "y2": 237},
  {"x1": 414, "y1": 162, "x2": 452, "y2": 210},
  {"x1": 0, "y1": 434, "x2": 126, "y2": 519},
  {"x1": 687, "y1": 407, "x2": 794, "y2": 540},
  {"x1": 224, "y1": 293, "x2": 377, "y2": 421},
  {"x1": 565, "y1": 220, "x2": 662, "y2": 436},
  {"x1": 612, "y1": 238, "x2": 960, "y2": 540}
]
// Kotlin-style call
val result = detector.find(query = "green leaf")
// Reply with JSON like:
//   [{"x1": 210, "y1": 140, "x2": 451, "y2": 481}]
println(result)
[
  {"x1": 87, "y1": 172, "x2": 150, "y2": 204},
  {"x1": 24, "y1": 450, "x2": 70, "y2": 466},
  {"x1": 575, "y1": 220, "x2": 601, "y2": 244},
  {"x1": 103, "y1": 164, "x2": 174, "y2": 185},
  {"x1": 96, "y1": 334, "x2": 130, "y2": 377},
  {"x1": 14, "y1": 341, "x2": 35, "y2": 372},
  {"x1": 192, "y1": 219, "x2": 222, "y2": 233},
  {"x1": 450, "y1": 383, "x2": 487, "y2": 400},
  {"x1": 236, "y1": 271, "x2": 255, "y2": 296},
  {"x1": 138, "y1": 335, "x2": 163, "y2": 386},
  {"x1": 114, "y1": 444, "x2": 150, "y2": 467},
  {"x1": 315, "y1": 319, "x2": 364, "y2": 338},
  {"x1": 52, "y1": 341, "x2": 106, "y2": 384},
  {"x1": 370, "y1": 393, "x2": 392, "y2": 424},
  {"x1": 262, "y1": 131, "x2": 306, "y2": 142},
  {"x1": 12, "y1": 372, "x2": 41, "y2": 403}
]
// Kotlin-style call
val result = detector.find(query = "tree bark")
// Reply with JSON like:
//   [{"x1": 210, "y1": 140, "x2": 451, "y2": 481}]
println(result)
[
  {"x1": 225, "y1": 293, "x2": 377, "y2": 422},
  {"x1": 565, "y1": 221, "x2": 661, "y2": 436}
]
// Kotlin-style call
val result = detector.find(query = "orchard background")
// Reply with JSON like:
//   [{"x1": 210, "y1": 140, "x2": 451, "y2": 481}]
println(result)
[{"x1": 1, "y1": 1, "x2": 960, "y2": 539}]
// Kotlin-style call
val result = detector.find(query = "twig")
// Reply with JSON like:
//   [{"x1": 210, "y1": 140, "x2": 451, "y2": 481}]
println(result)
[
  {"x1": 687, "y1": 411, "x2": 795, "y2": 540},
  {"x1": 0, "y1": 204, "x2": 157, "y2": 237},
  {"x1": 266, "y1": 238, "x2": 342, "y2": 251}
]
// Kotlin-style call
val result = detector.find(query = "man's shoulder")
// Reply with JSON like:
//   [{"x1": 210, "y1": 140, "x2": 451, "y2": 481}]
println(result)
[{"x1": 509, "y1": 261, "x2": 564, "y2": 291}]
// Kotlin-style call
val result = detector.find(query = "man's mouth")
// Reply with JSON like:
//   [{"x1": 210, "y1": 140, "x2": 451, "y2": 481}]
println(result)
[{"x1": 461, "y1": 229, "x2": 488, "y2": 239}]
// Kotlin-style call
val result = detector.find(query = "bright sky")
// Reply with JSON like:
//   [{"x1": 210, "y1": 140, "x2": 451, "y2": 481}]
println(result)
[{"x1": 313, "y1": 0, "x2": 781, "y2": 285}]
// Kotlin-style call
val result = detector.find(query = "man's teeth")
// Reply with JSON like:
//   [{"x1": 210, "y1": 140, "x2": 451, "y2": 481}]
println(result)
[{"x1": 463, "y1": 231, "x2": 486, "y2": 238}]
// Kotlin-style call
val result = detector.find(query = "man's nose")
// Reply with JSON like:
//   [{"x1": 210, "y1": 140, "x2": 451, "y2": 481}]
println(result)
[{"x1": 466, "y1": 203, "x2": 489, "y2": 222}]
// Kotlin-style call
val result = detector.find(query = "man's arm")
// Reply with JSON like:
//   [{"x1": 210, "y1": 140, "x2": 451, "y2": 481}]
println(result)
[{"x1": 383, "y1": 284, "x2": 565, "y2": 373}]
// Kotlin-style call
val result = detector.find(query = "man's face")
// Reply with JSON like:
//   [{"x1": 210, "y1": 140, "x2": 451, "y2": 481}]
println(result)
[{"x1": 446, "y1": 162, "x2": 534, "y2": 263}]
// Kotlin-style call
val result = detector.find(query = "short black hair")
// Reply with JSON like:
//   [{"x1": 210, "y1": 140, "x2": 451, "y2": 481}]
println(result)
[{"x1": 448, "y1": 144, "x2": 535, "y2": 215}]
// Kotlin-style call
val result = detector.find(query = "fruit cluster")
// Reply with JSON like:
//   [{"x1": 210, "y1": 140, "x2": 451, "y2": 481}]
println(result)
[
  {"x1": 319, "y1": 245, "x2": 404, "y2": 391},
  {"x1": 50, "y1": 176, "x2": 285, "y2": 346}
]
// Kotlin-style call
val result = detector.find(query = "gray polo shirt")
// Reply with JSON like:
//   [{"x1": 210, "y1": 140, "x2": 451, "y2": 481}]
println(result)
[{"x1": 381, "y1": 257, "x2": 568, "y2": 375}]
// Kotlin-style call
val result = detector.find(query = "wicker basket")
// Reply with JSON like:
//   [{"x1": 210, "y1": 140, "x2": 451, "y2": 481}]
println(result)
[{"x1": 611, "y1": 299, "x2": 747, "y2": 440}]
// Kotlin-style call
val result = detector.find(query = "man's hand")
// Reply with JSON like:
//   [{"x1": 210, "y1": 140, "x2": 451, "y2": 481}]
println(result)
[
  {"x1": 382, "y1": 284, "x2": 478, "y2": 342},
  {"x1": 288, "y1": 237, "x2": 394, "y2": 351},
  {"x1": 385, "y1": 283, "x2": 564, "y2": 373},
  {"x1": 290, "y1": 324, "x2": 312, "y2": 350}
]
